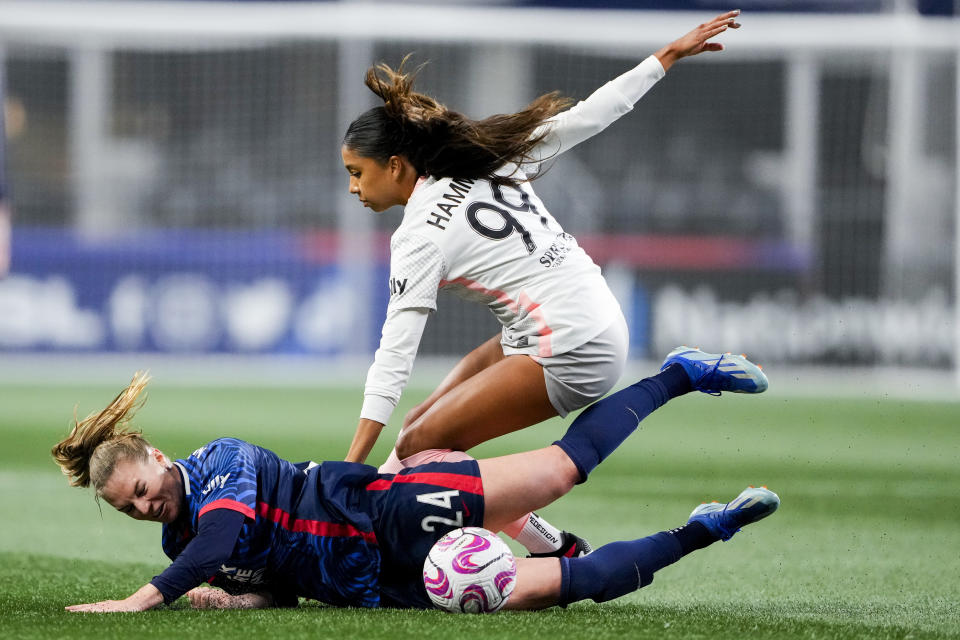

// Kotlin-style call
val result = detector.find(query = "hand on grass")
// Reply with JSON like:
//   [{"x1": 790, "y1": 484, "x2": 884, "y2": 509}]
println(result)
[
  {"x1": 65, "y1": 582, "x2": 163, "y2": 613},
  {"x1": 65, "y1": 599, "x2": 144, "y2": 613},
  {"x1": 187, "y1": 586, "x2": 272, "y2": 610}
]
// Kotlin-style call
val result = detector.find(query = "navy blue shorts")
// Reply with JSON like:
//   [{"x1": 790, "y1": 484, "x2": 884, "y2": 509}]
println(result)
[{"x1": 366, "y1": 460, "x2": 486, "y2": 609}]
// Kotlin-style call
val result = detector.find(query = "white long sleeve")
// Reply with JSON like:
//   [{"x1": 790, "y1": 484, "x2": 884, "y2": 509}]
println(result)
[
  {"x1": 360, "y1": 306, "x2": 431, "y2": 425},
  {"x1": 530, "y1": 54, "x2": 666, "y2": 164}
]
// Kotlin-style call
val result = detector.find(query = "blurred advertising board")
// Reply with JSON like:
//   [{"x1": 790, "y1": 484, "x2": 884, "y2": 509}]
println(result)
[
  {"x1": 1, "y1": 228, "x2": 387, "y2": 355},
  {"x1": 1, "y1": 227, "x2": 950, "y2": 366}
]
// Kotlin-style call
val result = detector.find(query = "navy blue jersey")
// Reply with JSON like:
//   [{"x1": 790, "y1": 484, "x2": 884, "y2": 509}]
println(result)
[
  {"x1": 163, "y1": 438, "x2": 382, "y2": 607},
  {"x1": 161, "y1": 438, "x2": 485, "y2": 609}
]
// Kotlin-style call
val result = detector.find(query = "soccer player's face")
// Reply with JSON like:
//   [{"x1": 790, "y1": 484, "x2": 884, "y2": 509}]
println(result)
[
  {"x1": 99, "y1": 449, "x2": 183, "y2": 524},
  {"x1": 341, "y1": 146, "x2": 408, "y2": 212}
]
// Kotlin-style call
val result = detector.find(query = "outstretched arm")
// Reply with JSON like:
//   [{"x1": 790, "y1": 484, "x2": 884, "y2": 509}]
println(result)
[
  {"x1": 529, "y1": 10, "x2": 741, "y2": 163},
  {"x1": 65, "y1": 509, "x2": 246, "y2": 613}
]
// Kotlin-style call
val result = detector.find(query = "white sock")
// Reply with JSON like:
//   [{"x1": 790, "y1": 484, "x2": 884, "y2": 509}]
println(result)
[{"x1": 513, "y1": 513, "x2": 564, "y2": 554}]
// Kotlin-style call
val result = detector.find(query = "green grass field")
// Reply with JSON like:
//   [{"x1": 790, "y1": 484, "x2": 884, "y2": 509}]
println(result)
[{"x1": 1, "y1": 379, "x2": 958, "y2": 639}]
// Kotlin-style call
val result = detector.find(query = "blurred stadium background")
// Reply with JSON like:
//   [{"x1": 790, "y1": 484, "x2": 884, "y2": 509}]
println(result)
[
  {"x1": 1, "y1": 3, "x2": 959, "y2": 637},
  {"x1": 0, "y1": 0, "x2": 957, "y2": 398}
]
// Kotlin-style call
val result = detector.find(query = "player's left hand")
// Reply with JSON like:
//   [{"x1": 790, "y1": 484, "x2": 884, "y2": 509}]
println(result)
[
  {"x1": 187, "y1": 586, "x2": 237, "y2": 609},
  {"x1": 656, "y1": 10, "x2": 742, "y2": 71},
  {"x1": 187, "y1": 586, "x2": 273, "y2": 609}
]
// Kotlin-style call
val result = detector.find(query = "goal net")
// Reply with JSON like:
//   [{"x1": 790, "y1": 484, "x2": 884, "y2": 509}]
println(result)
[{"x1": 0, "y1": 2, "x2": 957, "y2": 375}]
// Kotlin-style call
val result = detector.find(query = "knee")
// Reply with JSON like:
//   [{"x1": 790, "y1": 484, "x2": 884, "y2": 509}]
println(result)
[
  {"x1": 549, "y1": 446, "x2": 580, "y2": 498},
  {"x1": 396, "y1": 415, "x2": 472, "y2": 460},
  {"x1": 395, "y1": 426, "x2": 450, "y2": 461},
  {"x1": 394, "y1": 429, "x2": 418, "y2": 461}
]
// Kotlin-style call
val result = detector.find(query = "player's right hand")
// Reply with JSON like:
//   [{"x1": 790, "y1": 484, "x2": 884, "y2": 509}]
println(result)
[{"x1": 187, "y1": 586, "x2": 236, "y2": 609}]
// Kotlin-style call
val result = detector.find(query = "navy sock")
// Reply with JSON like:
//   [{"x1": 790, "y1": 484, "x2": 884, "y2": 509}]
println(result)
[
  {"x1": 668, "y1": 521, "x2": 716, "y2": 554},
  {"x1": 658, "y1": 363, "x2": 693, "y2": 399},
  {"x1": 558, "y1": 531, "x2": 683, "y2": 605},
  {"x1": 554, "y1": 372, "x2": 678, "y2": 483}
]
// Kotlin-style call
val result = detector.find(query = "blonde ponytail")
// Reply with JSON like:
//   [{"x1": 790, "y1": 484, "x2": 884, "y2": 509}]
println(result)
[{"x1": 51, "y1": 371, "x2": 153, "y2": 492}]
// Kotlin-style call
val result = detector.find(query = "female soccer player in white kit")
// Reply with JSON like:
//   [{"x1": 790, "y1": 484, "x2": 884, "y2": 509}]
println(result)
[{"x1": 340, "y1": 11, "x2": 742, "y2": 556}]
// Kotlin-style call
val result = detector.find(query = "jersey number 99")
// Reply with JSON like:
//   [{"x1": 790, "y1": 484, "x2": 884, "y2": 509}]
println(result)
[{"x1": 465, "y1": 184, "x2": 549, "y2": 255}]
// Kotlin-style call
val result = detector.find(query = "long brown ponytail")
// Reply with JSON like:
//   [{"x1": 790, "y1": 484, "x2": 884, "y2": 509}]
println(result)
[
  {"x1": 51, "y1": 372, "x2": 153, "y2": 493},
  {"x1": 343, "y1": 57, "x2": 573, "y2": 185}
]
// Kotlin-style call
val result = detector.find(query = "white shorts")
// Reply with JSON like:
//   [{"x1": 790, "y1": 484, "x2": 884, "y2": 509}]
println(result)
[
  {"x1": 532, "y1": 312, "x2": 629, "y2": 418},
  {"x1": 377, "y1": 312, "x2": 629, "y2": 474}
]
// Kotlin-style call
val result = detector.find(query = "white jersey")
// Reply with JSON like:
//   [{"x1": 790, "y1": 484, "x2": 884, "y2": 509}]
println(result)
[
  {"x1": 361, "y1": 54, "x2": 666, "y2": 424},
  {"x1": 392, "y1": 171, "x2": 617, "y2": 358}
]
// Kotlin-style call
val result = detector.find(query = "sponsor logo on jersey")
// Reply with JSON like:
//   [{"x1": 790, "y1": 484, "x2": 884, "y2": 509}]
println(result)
[
  {"x1": 202, "y1": 472, "x2": 232, "y2": 496},
  {"x1": 218, "y1": 564, "x2": 268, "y2": 585},
  {"x1": 425, "y1": 178, "x2": 474, "y2": 231},
  {"x1": 539, "y1": 232, "x2": 576, "y2": 269}
]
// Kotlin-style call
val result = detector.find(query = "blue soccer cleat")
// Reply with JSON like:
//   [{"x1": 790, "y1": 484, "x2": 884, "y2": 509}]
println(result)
[
  {"x1": 661, "y1": 346, "x2": 769, "y2": 394},
  {"x1": 688, "y1": 486, "x2": 780, "y2": 541}
]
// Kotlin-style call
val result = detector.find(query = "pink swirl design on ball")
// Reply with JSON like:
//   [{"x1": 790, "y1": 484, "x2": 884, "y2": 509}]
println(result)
[
  {"x1": 451, "y1": 533, "x2": 492, "y2": 574},
  {"x1": 494, "y1": 569, "x2": 515, "y2": 594},
  {"x1": 434, "y1": 534, "x2": 459, "y2": 552},
  {"x1": 458, "y1": 583, "x2": 491, "y2": 613},
  {"x1": 423, "y1": 565, "x2": 453, "y2": 600}
]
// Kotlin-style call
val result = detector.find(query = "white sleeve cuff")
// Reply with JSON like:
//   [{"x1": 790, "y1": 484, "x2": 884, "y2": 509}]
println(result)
[
  {"x1": 609, "y1": 55, "x2": 666, "y2": 105},
  {"x1": 360, "y1": 394, "x2": 398, "y2": 426}
]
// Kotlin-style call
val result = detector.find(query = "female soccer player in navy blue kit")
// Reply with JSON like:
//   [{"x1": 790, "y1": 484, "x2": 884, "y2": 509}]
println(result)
[{"x1": 54, "y1": 347, "x2": 776, "y2": 613}]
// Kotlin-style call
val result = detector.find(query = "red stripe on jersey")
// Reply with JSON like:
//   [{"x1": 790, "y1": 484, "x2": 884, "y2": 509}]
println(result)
[
  {"x1": 199, "y1": 498, "x2": 255, "y2": 519},
  {"x1": 518, "y1": 291, "x2": 553, "y2": 357},
  {"x1": 365, "y1": 478, "x2": 393, "y2": 491},
  {"x1": 439, "y1": 277, "x2": 553, "y2": 357},
  {"x1": 367, "y1": 472, "x2": 483, "y2": 495},
  {"x1": 255, "y1": 502, "x2": 378, "y2": 544}
]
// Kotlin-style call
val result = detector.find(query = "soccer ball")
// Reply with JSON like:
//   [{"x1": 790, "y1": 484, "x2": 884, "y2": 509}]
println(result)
[{"x1": 422, "y1": 527, "x2": 517, "y2": 613}]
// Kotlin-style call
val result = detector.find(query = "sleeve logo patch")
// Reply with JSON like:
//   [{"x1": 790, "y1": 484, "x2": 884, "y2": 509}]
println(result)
[
  {"x1": 202, "y1": 473, "x2": 232, "y2": 496},
  {"x1": 390, "y1": 277, "x2": 408, "y2": 296}
]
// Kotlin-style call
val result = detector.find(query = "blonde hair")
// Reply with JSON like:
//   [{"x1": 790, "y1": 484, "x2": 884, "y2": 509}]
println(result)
[{"x1": 51, "y1": 371, "x2": 153, "y2": 493}]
